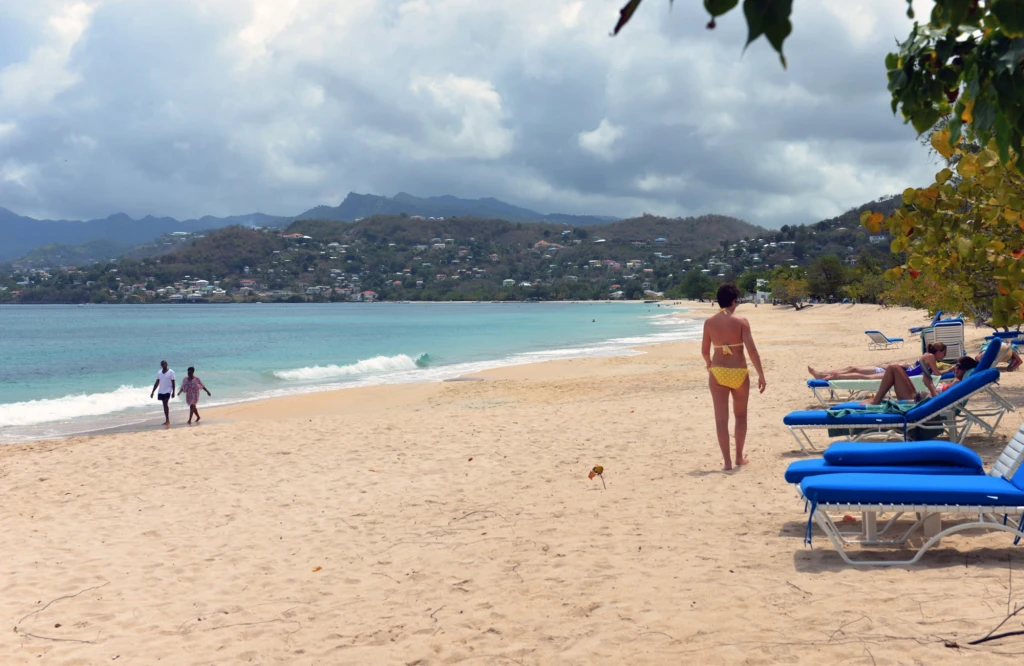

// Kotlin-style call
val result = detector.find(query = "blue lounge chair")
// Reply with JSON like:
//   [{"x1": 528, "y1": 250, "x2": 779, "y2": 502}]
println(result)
[
  {"x1": 865, "y1": 330, "x2": 904, "y2": 350},
  {"x1": 922, "y1": 319, "x2": 965, "y2": 358},
  {"x1": 785, "y1": 420, "x2": 1024, "y2": 484},
  {"x1": 909, "y1": 311, "x2": 944, "y2": 335},
  {"x1": 788, "y1": 424, "x2": 1024, "y2": 560},
  {"x1": 784, "y1": 368, "x2": 1001, "y2": 453},
  {"x1": 799, "y1": 470, "x2": 1024, "y2": 565},
  {"x1": 963, "y1": 339, "x2": 1017, "y2": 433},
  {"x1": 785, "y1": 442, "x2": 986, "y2": 484}
]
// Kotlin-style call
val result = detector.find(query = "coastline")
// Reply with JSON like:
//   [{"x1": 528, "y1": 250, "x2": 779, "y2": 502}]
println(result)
[
  {"x1": 3, "y1": 302, "x2": 1021, "y2": 663},
  {"x1": 0, "y1": 301, "x2": 697, "y2": 445}
]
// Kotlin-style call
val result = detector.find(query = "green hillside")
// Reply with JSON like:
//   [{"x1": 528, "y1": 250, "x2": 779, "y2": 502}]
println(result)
[{"x1": 0, "y1": 204, "x2": 897, "y2": 304}]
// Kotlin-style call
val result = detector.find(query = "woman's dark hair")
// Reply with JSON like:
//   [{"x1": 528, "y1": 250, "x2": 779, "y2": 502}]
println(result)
[
  {"x1": 927, "y1": 342, "x2": 947, "y2": 355},
  {"x1": 955, "y1": 356, "x2": 978, "y2": 371},
  {"x1": 187, "y1": 366, "x2": 195, "y2": 375},
  {"x1": 716, "y1": 284, "x2": 740, "y2": 309}
]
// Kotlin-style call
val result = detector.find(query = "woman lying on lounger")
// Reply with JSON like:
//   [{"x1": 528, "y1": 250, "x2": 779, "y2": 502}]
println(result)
[
  {"x1": 808, "y1": 342, "x2": 947, "y2": 381},
  {"x1": 864, "y1": 355, "x2": 977, "y2": 404}
]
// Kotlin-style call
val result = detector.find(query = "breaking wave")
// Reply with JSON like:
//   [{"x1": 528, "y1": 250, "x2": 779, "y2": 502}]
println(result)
[
  {"x1": 272, "y1": 353, "x2": 431, "y2": 382},
  {"x1": 0, "y1": 385, "x2": 152, "y2": 428}
]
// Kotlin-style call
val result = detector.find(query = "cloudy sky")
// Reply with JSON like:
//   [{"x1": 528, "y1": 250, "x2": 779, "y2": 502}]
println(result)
[{"x1": 0, "y1": 0, "x2": 941, "y2": 227}]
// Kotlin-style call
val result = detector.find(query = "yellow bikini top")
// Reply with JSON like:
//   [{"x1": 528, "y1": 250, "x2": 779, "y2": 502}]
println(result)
[{"x1": 714, "y1": 343, "x2": 744, "y2": 355}]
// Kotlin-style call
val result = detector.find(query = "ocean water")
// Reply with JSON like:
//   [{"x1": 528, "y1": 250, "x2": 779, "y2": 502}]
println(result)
[{"x1": 0, "y1": 302, "x2": 700, "y2": 443}]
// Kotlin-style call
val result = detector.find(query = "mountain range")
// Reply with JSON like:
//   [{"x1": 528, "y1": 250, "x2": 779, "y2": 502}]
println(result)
[
  {"x1": 0, "y1": 208, "x2": 284, "y2": 263},
  {"x1": 0, "y1": 193, "x2": 621, "y2": 262},
  {"x1": 293, "y1": 192, "x2": 619, "y2": 226}
]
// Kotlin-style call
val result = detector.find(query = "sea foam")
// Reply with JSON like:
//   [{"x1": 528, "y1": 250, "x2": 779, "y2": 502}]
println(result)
[
  {"x1": 272, "y1": 353, "x2": 429, "y2": 381},
  {"x1": 0, "y1": 385, "x2": 153, "y2": 428}
]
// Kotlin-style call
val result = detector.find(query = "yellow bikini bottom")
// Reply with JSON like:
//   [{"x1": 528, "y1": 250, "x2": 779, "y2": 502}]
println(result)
[{"x1": 709, "y1": 366, "x2": 749, "y2": 389}]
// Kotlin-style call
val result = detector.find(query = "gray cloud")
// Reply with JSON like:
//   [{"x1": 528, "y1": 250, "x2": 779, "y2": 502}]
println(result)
[{"x1": 0, "y1": 0, "x2": 941, "y2": 228}]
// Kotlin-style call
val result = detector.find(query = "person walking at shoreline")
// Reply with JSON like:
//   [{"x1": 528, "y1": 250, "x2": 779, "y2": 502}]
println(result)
[
  {"x1": 178, "y1": 366, "x2": 211, "y2": 424},
  {"x1": 701, "y1": 284, "x2": 767, "y2": 471},
  {"x1": 150, "y1": 360, "x2": 176, "y2": 426}
]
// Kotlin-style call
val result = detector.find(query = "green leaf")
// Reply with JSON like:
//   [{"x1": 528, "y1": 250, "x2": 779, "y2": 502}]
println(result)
[
  {"x1": 911, "y1": 107, "x2": 941, "y2": 135},
  {"x1": 705, "y1": 0, "x2": 739, "y2": 17},
  {"x1": 998, "y1": 37, "x2": 1024, "y2": 71},
  {"x1": 973, "y1": 97, "x2": 997, "y2": 132},
  {"x1": 993, "y1": 0, "x2": 1024, "y2": 36},
  {"x1": 995, "y1": 114, "x2": 1012, "y2": 163},
  {"x1": 958, "y1": 236, "x2": 973, "y2": 259},
  {"x1": 944, "y1": 0, "x2": 973, "y2": 28},
  {"x1": 612, "y1": 0, "x2": 644, "y2": 35},
  {"x1": 742, "y1": 0, "x2": 793, "y2": 68},
  {"x1": 949, "y1": 115, "x2": 963, "y2": 143}
]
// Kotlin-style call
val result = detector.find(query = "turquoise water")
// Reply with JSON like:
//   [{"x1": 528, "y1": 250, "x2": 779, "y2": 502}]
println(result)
[{"x1": 0, "y1": 303, "x2": 700, "y2": 443}]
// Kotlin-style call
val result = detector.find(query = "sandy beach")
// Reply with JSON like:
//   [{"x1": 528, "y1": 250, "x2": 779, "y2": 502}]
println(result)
[{"x1": 3, "y1": 302, "x2": 1024, "y2": 664}]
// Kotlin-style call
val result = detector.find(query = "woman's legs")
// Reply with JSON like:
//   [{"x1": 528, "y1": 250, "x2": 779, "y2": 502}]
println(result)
[
  {"x1": 808, "y1": 365, "x2": 880, "y2": 379},
  {"x1": 820, "y1": 371, "x2": 885, "y2": 380},
  {"x1": 868, "y1": 365, "x2": 919, "y2": 403},
  {"x1": 732, "y1": 377, "x2": 751, "y2": 467},
  {"x1": 709, "y1": 376, "x2": 733, "y2": 470},
  {"x1": 709, "y1": 375, "x2": 750, "y2": 470},
  {"x1": 188, "y1": 404, "x2": 200, "y2": 423}
]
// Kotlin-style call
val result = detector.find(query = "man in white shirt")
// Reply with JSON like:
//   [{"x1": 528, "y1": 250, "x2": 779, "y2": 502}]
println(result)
[{"x1": 150, "y1": 360, "x2": 176, "y2": 425}]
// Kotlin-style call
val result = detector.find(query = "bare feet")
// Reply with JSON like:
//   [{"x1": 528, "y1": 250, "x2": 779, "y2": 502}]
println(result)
[
  {"x1": 162, "y1": 421, "x2": 170, "y2": 427},
  {"x1": 808, "y1": 366, "x2": 825, "y2": 379},
  {"x1": 722, "y1": 463, "x2": 733, "y2": 471},
  {"x1": 735, "y1": 456, "x2": 750, "y2": 466}
]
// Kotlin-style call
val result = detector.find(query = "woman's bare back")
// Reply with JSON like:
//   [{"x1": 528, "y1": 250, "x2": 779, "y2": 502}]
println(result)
[{"x1": 703, "y1": 312, "x2": 748, "y2": 368}]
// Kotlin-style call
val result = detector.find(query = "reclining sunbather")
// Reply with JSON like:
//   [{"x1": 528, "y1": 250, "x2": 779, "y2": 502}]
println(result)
[
  {"x1": 862, "y1": 355, "x2": 977, "y2": 405},
  {"x1": 808, "y1": 343, "x2": 947, "y2": 381},
  {"x1": 977, "y1": 345, "x2": 1023, "y2": 372}
]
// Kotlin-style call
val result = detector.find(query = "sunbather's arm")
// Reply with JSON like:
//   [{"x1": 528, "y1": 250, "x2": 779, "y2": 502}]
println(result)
[
  {"x1": 741, "y1": 319, "x2": 766, "y2": 392},
  {"x1": 701, "y1": 323, "x2": 712, "y2": 370},
  {"x1": 920, "y1": 371, "x2": 938, "y2": 397}
]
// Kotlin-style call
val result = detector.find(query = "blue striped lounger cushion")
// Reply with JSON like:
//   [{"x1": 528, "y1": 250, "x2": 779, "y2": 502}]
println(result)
[{"x1": 800, "y1": 473, "x2": 1024, "y2": 506}]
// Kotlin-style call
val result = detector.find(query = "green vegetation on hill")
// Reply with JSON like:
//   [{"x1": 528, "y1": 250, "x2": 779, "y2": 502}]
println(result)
[
  {"x1": 0, "y1": 202, "x2": 901, "y2": 304},
  {"x1": 3, "y1": 240, "x2": 130, "y2": 270}
]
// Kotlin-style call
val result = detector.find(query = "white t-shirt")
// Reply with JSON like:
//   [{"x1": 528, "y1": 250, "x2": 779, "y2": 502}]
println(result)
[{"x1": 156, "y1": 369, "x2": 175, "y2": 394}]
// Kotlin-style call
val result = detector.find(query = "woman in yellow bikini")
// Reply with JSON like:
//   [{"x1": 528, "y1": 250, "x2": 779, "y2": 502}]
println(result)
[{"x1": 701, "y1": 284, "x2": 767, "y2": 471}]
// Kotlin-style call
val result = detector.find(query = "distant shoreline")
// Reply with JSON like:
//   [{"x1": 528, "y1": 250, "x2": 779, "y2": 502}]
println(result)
[
  {"x1": 0, "y1": 299, "x2": 685, "y2": 306},
  {"x1": 0, "y1": 301, "x2": 696, "y2": 445}
]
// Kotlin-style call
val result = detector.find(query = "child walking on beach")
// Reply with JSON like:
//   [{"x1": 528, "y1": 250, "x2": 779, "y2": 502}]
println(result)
[
  {"x1": 178, "y1": 367, "x2": 212, "y2": 424},
  {"x1": 701, "y1": 284, "x2": 766, "y2": 471}
]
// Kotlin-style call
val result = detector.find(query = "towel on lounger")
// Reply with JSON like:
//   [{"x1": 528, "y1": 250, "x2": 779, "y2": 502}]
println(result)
[{"x1": 826, "y1": 399, "x2": 923, "y2": 419}]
